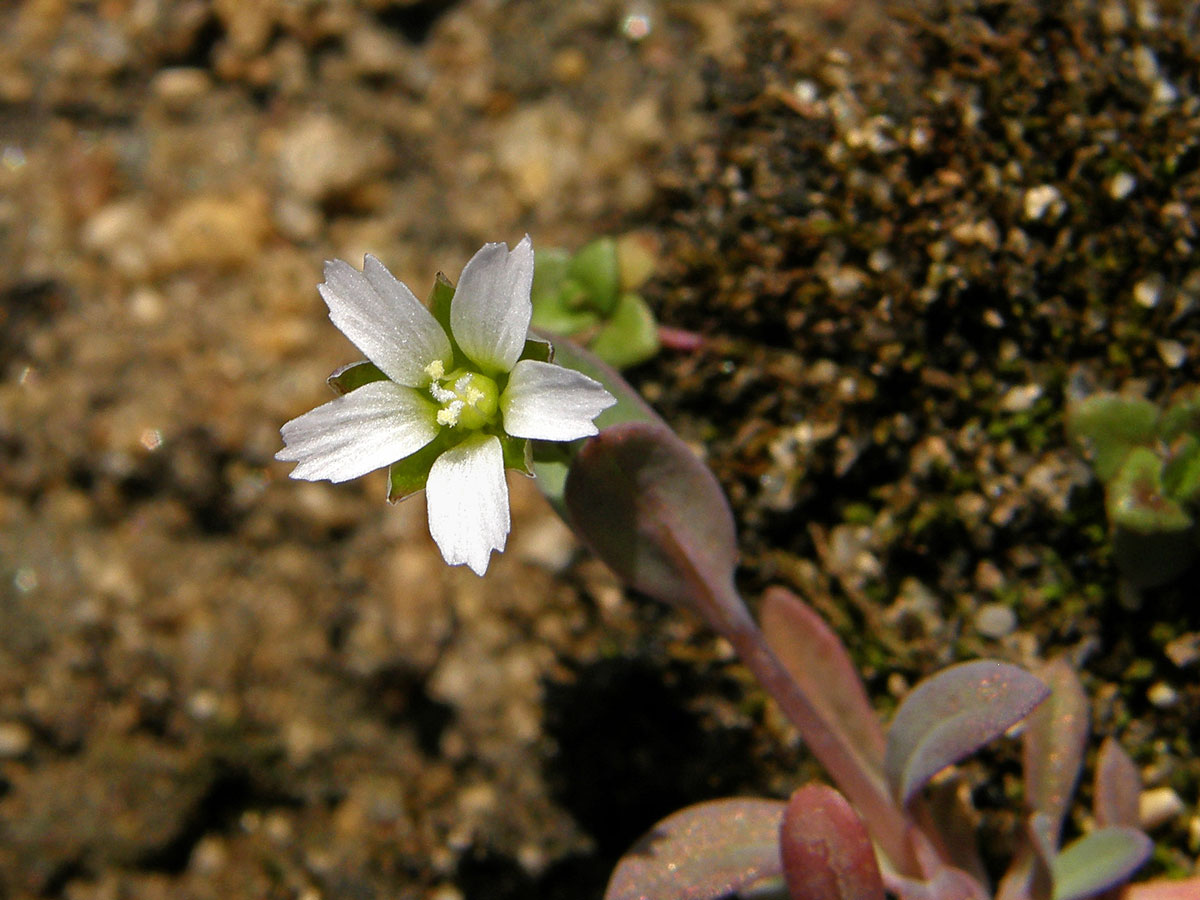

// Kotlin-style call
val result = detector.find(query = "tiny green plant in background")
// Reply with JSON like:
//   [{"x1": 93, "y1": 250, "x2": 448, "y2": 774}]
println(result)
[
  {"x1": 1067, "y1": 388, "x2": 1200, "y2": 588},
  {"x1": 530, "y1": 233, "x2": 661, "y2": 369}
]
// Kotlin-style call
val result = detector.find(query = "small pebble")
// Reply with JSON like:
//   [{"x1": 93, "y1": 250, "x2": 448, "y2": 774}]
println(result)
[
  {"x1": 1023, "y1": 184, "x2": 1064, "y2": 221},
  {"x1": 1163, "y1": 632, "x2": 1200, "y2": 668},
  {"x1": 1156, "y1": 339, "x2": 1186, "y2": 368},
  {"x1": 1108, "y1": 171, "x2": 1136, "y2": 200},
  {"x1": 1146, "y1": 681, "x2": 1178, "y2": 708},
  {"x1": 0, "y1": 722, "x2": 32, "y2": 758},
  {"x1": 1000, "y1": 383, "x2": 1043, "y2": 413},
  {"x1": 1139, "y1": 786, "x2": 1185, "y2": 830},
  {"x1": 1133, "y1": 275, "x2": 1164, "y2": 308},
  {"x1": 974, "y1": 603, "x2": 1017, "y2": 639}
]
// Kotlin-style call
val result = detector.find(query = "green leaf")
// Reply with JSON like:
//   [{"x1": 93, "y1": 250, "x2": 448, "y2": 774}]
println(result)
[
  {"x1": 1052, "y1": 827, "x2": 1152, "y2": 900},
  {"x1": 568, "y1": 236, "x2": 621, "y2": 316},
  {"x1": 588, "y1": 292, "x2": 660, "y2": 369},
  {"x1": 1067, "y1": 394, "x2": 1160, "y2": 483},
  {"x1": 531, "y1": 247, "x2": 571, "y2": 307},
  {"x1": 1162, "y1": 434, "x2": 1200, "y2": 505},
  {"x1": 1106, "y1": 447, "x2": 1192, "y2": 534},
  {"x1": 1160, "y1": 386, "x2": 1200, "y2": 442},
  {"x1": 530, "y1": 285, "x2": 600, "y2": 335},
  {"x1": 327, "y1": 360, "x2": 389, "y2": 395},
  {"x1": 615, "y1": 232, "x2": 657, "y2": 292}
]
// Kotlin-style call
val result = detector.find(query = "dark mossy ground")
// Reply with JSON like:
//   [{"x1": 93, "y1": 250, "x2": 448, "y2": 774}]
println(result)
[{"x1": 635, "y1": 0, "x2": 1200, "y2": 880}]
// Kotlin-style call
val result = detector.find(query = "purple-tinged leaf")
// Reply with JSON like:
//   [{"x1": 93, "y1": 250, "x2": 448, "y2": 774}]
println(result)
[
  {"x1": 564, "y1": 421, "x2": 739, "y2": 611},
  {"x1": 1120, "y1": 876, "x2": 1200, "y2": 900},
  {"x1": 1023, "y1": 658, "x2": 1090, "y2": 837},
  {"x1": 885, "y1": 661, "x2": 1050, "y2": 806},
  {"x1": 1094, "y1": 738, "x2": 1142, "y2": 829},
  {"x1": 997, "y1": 813, "x2": 1056, "y2": 900},
  {"x1": 888, "y1": 866, "x2": 990, "y2": 900},
  {"x1": 1052, "y1": 827, "x2": 1152, "y2": 900},
  {"x1": 779, "y1": 784, "x2": 885, "y2": 900},
  {"x1": 761, "y1": 588, "x2": 886, "y2": 776},
  {"x1": 530, "y1": 331, "x2": 671, "y2": 516},
  {"x1": 604, "y1": 799, "x2": 785, "y2": 900}
]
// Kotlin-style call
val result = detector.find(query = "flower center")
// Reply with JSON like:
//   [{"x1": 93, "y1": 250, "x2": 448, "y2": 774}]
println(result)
[{"x1": 425, "y1": 360, "x2": 499, "y2": 430}]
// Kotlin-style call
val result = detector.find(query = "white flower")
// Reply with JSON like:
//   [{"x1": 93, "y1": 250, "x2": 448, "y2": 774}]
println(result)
[{"x1": 277, "y1": 237, "x2": 616, "y2": 575}]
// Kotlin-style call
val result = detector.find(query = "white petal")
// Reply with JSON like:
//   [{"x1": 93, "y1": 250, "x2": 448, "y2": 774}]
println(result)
[
  {"x1": 277, "y1": 381, "x2": 440, "y2": 483},
  {"x1": 500, "y1": 359, "x2": 617, "y2": 441},
  {"x1": 319, "y1": 255, "x2": 452, "y2": 387},
  {"x1": 425, "y1": 434, "x2": 509, "y2": 575},
  {"x1": 450, "y1": 236, "x2": 534, "y2": 374}
]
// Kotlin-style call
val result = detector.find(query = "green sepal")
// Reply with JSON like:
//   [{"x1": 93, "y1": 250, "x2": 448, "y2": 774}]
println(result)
[
  {"x1": 1106, "y1": 446, "x2": 1192, "y2": 534},
  {"x1": 1067, "y1": 394, "x2": 1160, "y2": 483},
  {"x1": 387, "y1": 435, "x2": 448, "y2": 503},
  {"x1": 519, "y1": 335, "x2": 554, "y2": 364},
  {"x1": 587, "y1": 291, "x2": 660, "y2": 369},
  {"x1": 501, "y1": 433, "x2": 533, "y2": 476},
  {"x1": 429, "y1": 271, "x2": 455, "y2": 335},
  {"x1": 327, "y1": 360, "x2": 389, "y2": 395},
  {"x1": 1163, "y1": 434, "x2": 1200, "y2": 505},
  {"x1": 529, "y1": 439, "x2": 577, "y2": 516},
  {"x1": 567, "y1": 236, "x2": 620, "y2": 316}
]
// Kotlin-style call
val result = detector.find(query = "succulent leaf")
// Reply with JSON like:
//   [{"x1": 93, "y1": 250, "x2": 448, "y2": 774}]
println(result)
[
  {"x1": 760, "y1": 588, "x2": 886, "y2": 777},
  {"x1": 603, "y1": 799, "x2": 786, "y2": 900},
  {"x1": 1107, "y1": 447, "x2": 1192, "y2": 534},
  {"x1": 1067, "y1": 394, "x2": 1160, "y2": 483},
  {"x1": 568, "y1": 236, "x2": 621, "y2": 316},
  {"x1": 1051, "y1": 827, "x2": 1152, "y2": 900},
  {"x1": 885, "y1": 661, "x2": 1049, "y2": 806},
  {"x1": 589, "y1": 291, "x2": 661, "y2": 369},
  {"x1": 563, "y1": 421, "x2": 738, "y2": 611},
  {"x1": 779, "y1": 784, "x2": 886, "y2": 900},
  {"x1": 1094, "y1": 738, "x2": 1142, "y2": 829}
]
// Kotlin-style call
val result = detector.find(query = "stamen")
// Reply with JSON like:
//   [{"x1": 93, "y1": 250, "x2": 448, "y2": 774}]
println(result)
[
  {"x1": 437, "y1": 401, "x2": 463, "y2": 426},
  {"x1": 427, "y1": 368, "x2": 499, "y2": 430}
]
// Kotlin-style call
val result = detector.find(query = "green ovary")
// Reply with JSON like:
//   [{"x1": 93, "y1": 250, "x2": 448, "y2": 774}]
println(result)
[{"x1": 426, "y1": 361, "x2": 499, "y2": 431}]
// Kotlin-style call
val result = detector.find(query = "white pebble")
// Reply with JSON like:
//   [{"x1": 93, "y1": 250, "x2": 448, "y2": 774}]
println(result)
[
  {"x1": 1023, "y1": 184, "x2": 1064, "y2": 222},
  {"x1": 1133, "y1": 275, "x2": 1163, "y2": 308},
  {"x1": 974, "y1": 603, "x2": 1018, "y2": 639},
  {"x1": 1108, "y1": 172, "x2": 1136, "y2": 200},
  {"x1": 1139, "y1": 786, "x2": 1185, "y2": 830}
]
